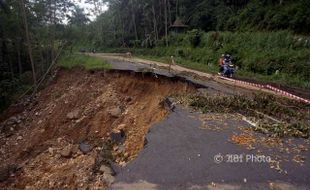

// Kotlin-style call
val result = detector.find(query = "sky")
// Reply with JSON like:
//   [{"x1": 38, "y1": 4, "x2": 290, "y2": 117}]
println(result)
[{"x1": 74, "y1": 0, "x2": 108, "y2": 21}]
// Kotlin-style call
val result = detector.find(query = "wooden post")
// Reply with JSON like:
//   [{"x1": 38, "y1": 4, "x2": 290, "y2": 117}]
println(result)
[{"x1": 170, "y1": 56, "x2": 176, "y2": 73}]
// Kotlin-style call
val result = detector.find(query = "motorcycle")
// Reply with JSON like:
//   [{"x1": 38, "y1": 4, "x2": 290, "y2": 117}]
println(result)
[{"x1": 221, "y1": 55, "x2": 235, "y2": 78}]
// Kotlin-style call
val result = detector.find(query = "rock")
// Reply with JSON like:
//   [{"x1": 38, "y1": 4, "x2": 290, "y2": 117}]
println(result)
[
  {"x1": 57, "y1": 138, "x2": 63, "y2": 143},
  {"x1": 119, "y1": 161, "x2": 126, "y2": 167},
  {"x1": 113, "y1": 146, "x2": 118, "y2": 151},
  {"x1": 9, "y1": 116, "x2": 18, "y2": 122},
  {"x1": 6, "y1": 116, "x2": 18, "y2": 125},
  {"x1": 71, "y1": 144, "x2": 79, "y2": 156},
  {"x1": 48, "y1": 147, "x2": 54, "y2": 155},
  {"x1": 125, "y1": 97, "x2": 132, "y2": 102},
  {"x1": 110, "y1": 129, "x2": 125, "y2": 143},
  {"x1": 162, "y1": 97, "x2": 176, "y2": 111},
  {"x1": 117, "y1": 124, "x2": 126, "y2": 130},
  {"x1": 100, "y1": 165, "x2": 115, "y2": 185},
  {"x1": 103, "y1": 174, "x2": 115, "y2": 186},
  {"x1": 0, "y1": 166, "x2": 9, "y2": 182},
  {"x1": 66, "y1": 110, "x2": 79, "y2": 120},
  {"x1": 79, "y1": 142, "x2": 93, "y2": 154},
  {"x1": 118, "y1": 145, "x2": 125, "y2": 152},
  {"x1": 99, "y1": 165, "x2": 114, "y2": 175},
  {"x1": 0, "y1": 165, "x2": 19, "y2": 182},
  {"x1": 108, "y1": 107, "x2": 122, "y2": 118},
  {"x1": 60, "y1": 145, "x2": 73, "y2": 158},
  {"x1": 16, "y1": 136, "x2": 23, "y2": 141},
  {"x1": 144, "y1": 137, "x2": 148, "y2": 147}
]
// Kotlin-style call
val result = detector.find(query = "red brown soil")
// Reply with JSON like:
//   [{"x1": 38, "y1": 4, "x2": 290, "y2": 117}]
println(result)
[{"x1": 0, "y1": 68, "x2": 195, "y2": 189}]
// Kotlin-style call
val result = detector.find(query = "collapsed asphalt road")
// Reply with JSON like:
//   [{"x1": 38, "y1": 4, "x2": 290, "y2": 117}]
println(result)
[
  {"x1": 110, "y1": 106, "x2": 310, "y2": 190},
  {"x1": 100, "y1": 57, "x2": 310, "y2": 189},
  {"x1": 105, "y1": 58, "x2": 253, "y2": 97},
  {"x1": 0, "y1": 55, "x2": 308, "y2": 189}
]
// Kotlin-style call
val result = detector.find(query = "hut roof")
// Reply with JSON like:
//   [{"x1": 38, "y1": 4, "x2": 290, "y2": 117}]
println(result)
[{"x1": 170, "y1": 18, "x2": 188, "y2": 28}]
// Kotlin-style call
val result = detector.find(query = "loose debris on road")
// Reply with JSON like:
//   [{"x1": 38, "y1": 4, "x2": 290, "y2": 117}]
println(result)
[
  {"x1": 176, "y1": 92, "x2": 310, "y2": 139},
  {"x1": 175, "y1": 92, "x2": 309, "y2": 175}
]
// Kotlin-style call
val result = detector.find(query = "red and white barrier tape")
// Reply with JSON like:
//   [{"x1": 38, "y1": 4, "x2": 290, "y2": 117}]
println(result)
[
  {"x1": 219, "y1": 76, "x2": 310, "y2": 104},
  {"x1": 265, "y1": 85, "x2": 310, "y2": 104}
]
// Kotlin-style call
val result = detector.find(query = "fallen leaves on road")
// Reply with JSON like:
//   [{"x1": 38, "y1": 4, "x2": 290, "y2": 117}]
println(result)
[{"x1": 231, "y1": 132, "x2": 256, "y2": 146}]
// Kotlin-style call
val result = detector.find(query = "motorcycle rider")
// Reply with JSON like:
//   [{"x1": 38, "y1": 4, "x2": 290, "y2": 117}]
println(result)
[
  {"x1": 223, "y1": 54, "x2": 231, "y2": 75},
  {"x1": 218, "y1": 54, "x2": 225, "y2": 75}
]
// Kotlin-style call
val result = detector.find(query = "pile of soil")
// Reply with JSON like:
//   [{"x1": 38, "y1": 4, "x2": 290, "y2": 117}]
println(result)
[{"x1": 0, "y1": 68, "x2": 195, "y2": 189}]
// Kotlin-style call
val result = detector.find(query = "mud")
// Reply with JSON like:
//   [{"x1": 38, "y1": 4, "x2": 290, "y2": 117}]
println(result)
[{"x1": 0, "y1": 68, "x2": 195, "y2": 189}]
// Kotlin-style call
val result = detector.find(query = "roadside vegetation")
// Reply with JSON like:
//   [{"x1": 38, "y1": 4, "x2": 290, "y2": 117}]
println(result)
[
  {"x1": 58, "y1": 53, "x2": 111, "y2": 70},
  {"x1": 104, "y1": 31, "x2": 310, "y2": 89}
]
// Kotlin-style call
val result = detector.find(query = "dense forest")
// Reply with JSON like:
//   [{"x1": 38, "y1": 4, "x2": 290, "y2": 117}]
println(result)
[
  {"x1": 82, "y1": 0, "x2": 310, "y2": 47},
  {"x1": 1, "y1": 0, "x2": 310, "y2": 111}
]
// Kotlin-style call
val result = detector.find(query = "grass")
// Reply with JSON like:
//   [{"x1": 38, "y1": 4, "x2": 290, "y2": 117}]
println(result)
[
  {"x1": 138, "y1": 55, "x2": 220, "y2": 74},
  {"x1": 136, "y1": 53, "x2": 310, "y2": 89},
  {"x1": 58, "y1": 53, "x2": 111, "y2": 70}
]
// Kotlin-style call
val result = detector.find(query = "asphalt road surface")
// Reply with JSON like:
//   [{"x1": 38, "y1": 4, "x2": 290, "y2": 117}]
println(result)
[{"x1": 110, "y1": 106, "x2": 310, "y2": 190}]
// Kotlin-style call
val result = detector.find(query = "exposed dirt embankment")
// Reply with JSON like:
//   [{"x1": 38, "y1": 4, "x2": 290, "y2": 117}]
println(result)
[{"x1": 0, "y1": 68, "x2": 195, "y2": 189}]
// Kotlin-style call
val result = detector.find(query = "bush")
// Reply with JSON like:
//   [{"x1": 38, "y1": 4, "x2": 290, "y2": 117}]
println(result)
[{"x1": 187, "y1": 29, "x2": 202, "y2": 48}]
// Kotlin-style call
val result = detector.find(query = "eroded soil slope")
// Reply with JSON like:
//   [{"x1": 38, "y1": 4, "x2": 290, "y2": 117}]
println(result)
[{"x1": 0, "y1": 68, "x2": 195, "y2": 189}]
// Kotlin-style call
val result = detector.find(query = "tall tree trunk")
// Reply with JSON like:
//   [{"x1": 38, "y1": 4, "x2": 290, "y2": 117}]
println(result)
[
  {"x1": 0, "y1": 8, "x2": 4, "y2": 67},
  {"x1": 164, "y1": 0, "x2": 168, "y2": 47},
  {"x1": 39, "y1": 44, "x2": 45, "y2": 77},
  {"x1": 152, "y1": 3, "x2": 159, "y2": 41},
  {"x1": 168, "y1": 0, "x2": 172, "y2": 26},
  {"x1": 16, "y1": 40, "x2": 22, "y2": 77},
  {"x1": 130, "y1": 0, "x2": 138, "y2": 41},
  {"x1": 51, "y1": 0, "x2": 56, "y2": 62},
  {"x1": 132, "y1": 12, "x2": 138, "y2": 41},
  {"x1": 6, "y1": 43, "x2": 14, "y2": 79},
  {"x1": 20, "y1": 0, "x2": 37, "y2": 89},
  {"x1": 159, "y1": 0, "x2": 162, "y2": 33},
  {"x1": 16, "y1": 8, "x2": 23, "y2": 78},
  {"x1": 175, "y1": 0, "x2": 178, "y2": 18},
  {"x1": 113, "y1": 17, "x2": 117, "y2": 40},
  {"x1": 119, "y1": 12, "x2": 125, "y2": 45}
]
